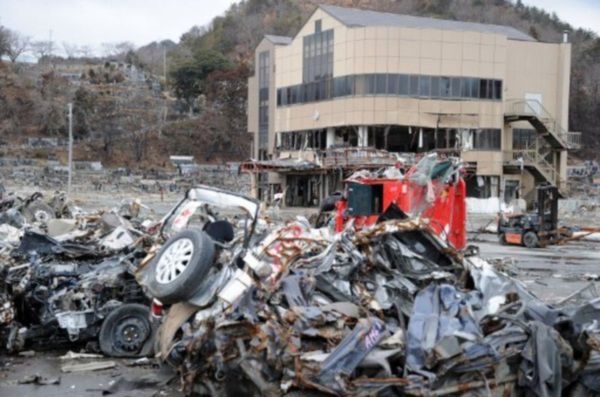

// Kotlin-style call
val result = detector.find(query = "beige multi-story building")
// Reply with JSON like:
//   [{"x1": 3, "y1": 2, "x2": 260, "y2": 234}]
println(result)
[{"x1": 246, "y1": 5, "x2": 580, "y2": 207}]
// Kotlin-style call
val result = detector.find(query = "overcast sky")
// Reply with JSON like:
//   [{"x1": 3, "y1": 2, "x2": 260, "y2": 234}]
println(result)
[
  {"x1": 0, "y1": 0, "x2": 238, "y2": 55},
  {"x1": 523, "y1": 0, "x2": 600, "y2": 34},
  {"x1": 0, "y1": 0, "x2": 598, "y2": 56}
]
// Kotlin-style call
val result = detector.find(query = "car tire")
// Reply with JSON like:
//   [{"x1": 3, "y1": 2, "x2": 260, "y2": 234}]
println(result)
[
  {"x1": 99, "y1": 303, "x2": 154, "y2": 358},
  {"x1": 522, "y1": 231, "x2": 539, "y2": 248},
  {"x1": 146, "y1": 227, "x2": 215, "y2": 304},
  {"x1": 23, "y1": 201, "x2": 55, "y2": 224}
]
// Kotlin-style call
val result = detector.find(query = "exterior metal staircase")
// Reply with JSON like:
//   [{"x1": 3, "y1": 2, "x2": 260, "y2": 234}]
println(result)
[
  {"x1": 505, "y1": 99, "x2": 581, "y2": 150},
  {"x1": 504, "y1": 99, "x2": 581, "y2": 195}
]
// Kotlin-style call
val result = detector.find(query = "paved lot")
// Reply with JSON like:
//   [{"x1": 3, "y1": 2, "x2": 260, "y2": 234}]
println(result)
[
  {"x1": 471, "y1": 232, "x2": 600, "y2": 303},
  {"x1": 0, "y1": 352, "x2": 182, "y2": 397}
]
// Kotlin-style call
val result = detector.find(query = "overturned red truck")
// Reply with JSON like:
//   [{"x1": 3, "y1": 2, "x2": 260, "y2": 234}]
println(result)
[{"x1": 320, "y1": 153, "x2": 466, "y2": 250}]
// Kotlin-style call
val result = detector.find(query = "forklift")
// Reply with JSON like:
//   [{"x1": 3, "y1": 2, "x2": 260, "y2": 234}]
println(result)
[{"x1": 498, "y1": 184, "x2": 571, "y2": 248}]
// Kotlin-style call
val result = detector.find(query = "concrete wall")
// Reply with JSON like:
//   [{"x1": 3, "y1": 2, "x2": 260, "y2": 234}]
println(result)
[
  {"x1": 505, "y1": 40, "x2": 569, "y2": 119},
  {"x1": 277, "y1": 97, "x2": 504, "y2": 133}
]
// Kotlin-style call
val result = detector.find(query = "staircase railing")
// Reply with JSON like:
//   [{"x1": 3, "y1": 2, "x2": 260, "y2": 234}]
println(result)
[
  {"x1": 505, "y1": 148, "x2": 559, "y2": 187},
  {"x1": 505, "y1": 99, "x2": 581, "y2": 149}
]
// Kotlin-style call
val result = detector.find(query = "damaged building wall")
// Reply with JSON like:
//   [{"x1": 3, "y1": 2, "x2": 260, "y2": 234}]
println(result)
[{"x1": 247, "y1": 4, "x2": 575, "y2": 207}]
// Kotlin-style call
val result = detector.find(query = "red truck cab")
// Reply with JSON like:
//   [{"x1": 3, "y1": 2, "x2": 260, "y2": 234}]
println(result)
[{"x1": 333, "y1": 155, "x2": 466, "y2": 250}]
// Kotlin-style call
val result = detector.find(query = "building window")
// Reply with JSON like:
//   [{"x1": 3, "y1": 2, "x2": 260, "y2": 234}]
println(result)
[
  {"x1": 366, "y1": 74, "x2": 377, "y2": 95},
  {"x1": 461, "y1": 78, "x2": 471, "y2": 98},
  {"x1": 376, "y1": 74, "x2": 387, "y2": 94},
  {"x1": 473, "y1": 129, "x2": 501, "y2": 150},
  {"x1": 303, "y1": 28, "x2": 334, "y2": 83},
  {"x1": 259, "y1": 51, "x2": 269, "y2": 89},
  {"x1": 258, "y1": 51, "x2": 270, "y2": 150},
  {"x1": 431, "y1": 76, "x2": 440, "y2": 97},
  {"x1": 277, "y1": 73, "x2": 503, "y2": 106},
  {"x1": 440, "y1": 77, "x2": 451, "y2": 97},
  {"x1": 469, "y1": 78, "x2": 479, "y2": 98},
  {"x1": 451, "y1": 77, "x2": 461, "y2": 98},
  {"x1": 387, "y1": 74, "x2": 398, "y2": 95},
  {"x1": 409, "y1": 75, "x2": 419, "y2": 96},
  {"x1": 480, "y1": 79, "x2": 489, "y2": 99},
  {"x1": 399, "y1": 74, "x2": 409, "y2": 95},
  {"x1": 315, "y1": 19, "x2": 322, "y2": 33},
  {"x1": 419, "y1": 75, "x2": 430, "y2": 97},
  {"x1": 493, "y1": 80, "x2": 502, "y2": 100},
  {"x1": 354, "y1": 75, "x2": 366, "y2": 95},
  {"x1": 513, "y1": 128, "x2": 536, "y2": 149}
]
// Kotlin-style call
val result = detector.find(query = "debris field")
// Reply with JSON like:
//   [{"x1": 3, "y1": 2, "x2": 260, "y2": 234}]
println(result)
[{"x1": 1, "y1": 158, "x2": 600, "y2": 397}]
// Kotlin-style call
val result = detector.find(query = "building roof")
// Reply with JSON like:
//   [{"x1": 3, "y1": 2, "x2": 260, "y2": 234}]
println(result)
[
  {"x1": 320, "y1": 4, "x2": 535, "y2": 42},
  {"x1": 264, "y1": 35, "x2": 293, "y2": 45}
]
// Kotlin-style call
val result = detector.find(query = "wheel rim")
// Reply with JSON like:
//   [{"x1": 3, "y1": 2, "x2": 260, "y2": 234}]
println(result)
[
  {"x1": 155, "y1": 238, "x2": 194, "y2": 284},
  {"x1": 524, "y1": 233, "x2": 536, "y2": 247},
  {"x1": 113, "y1": 316, "x2": 149, "y2": 352},
  {"x1": 34, "y1": 210, "x2": 51, "y2": 223}
]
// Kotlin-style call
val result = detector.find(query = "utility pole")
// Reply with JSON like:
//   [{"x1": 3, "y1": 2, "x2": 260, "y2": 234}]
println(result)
[
  {"x1": 67, "y1": 103, "x2": 73, "y2": 197},
  {"x1": 48, "y1": 29, "x2": 54, "y2": 69},
  {"x1": 163, "y1": 45, "x2": 167, "y2": 82}
]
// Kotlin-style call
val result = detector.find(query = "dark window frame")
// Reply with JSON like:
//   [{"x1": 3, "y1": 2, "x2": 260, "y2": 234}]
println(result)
[
  {"x1": 419, "y1": 75, "x2": 431, "y2": 97},
  {"x1": 409, "y1": 75, "x2": 419, "y2": 96},
  {"x1": 276, "y1": 73, "x2": 503, "y2": 107}
]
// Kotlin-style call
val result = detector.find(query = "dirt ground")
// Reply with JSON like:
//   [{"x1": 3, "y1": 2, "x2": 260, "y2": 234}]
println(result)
[{"x1": 2, "y1": 193, "x2": 599, "y2": 396}]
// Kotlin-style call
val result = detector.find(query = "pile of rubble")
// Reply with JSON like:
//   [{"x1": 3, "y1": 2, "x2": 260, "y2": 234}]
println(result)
[
  {"x1": 135, "y1": 185, "x2": 600, "y2": 396},
  {"x1": 0, "y1": 187, "x2": 158, "y2": 357},
  {"x1": 1, "y1": 163, "x2": 600, "y2": 396}
]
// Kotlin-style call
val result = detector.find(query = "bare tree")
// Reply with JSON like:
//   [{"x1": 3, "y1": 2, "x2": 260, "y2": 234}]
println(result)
[
  {"x1": 115, "y1": 41, "x2": 135, "y2": 54},
  {"x1": 6, "y1": 30, "x2": 30, "y2": 63},
  {"x1": 31, "y1": 40, "x2": 54, "y2": 60},
  {"x1": 62, "y1": 41, "x2": 80, "y2": 58},
  {"x1": 80, "y1": 45, "x2": 94, "y2": 58},
  {"x1": 131, "y1": 128, "x2": 150, "y2": 162},
  {"x1": 102, "y1": 41, "x2": 135, "y2": 59},
  {"x1": 0, "y1": 26, "x2": 9, "y2": 57},
  {"x1": 101, "y1": 42, "x2": 118, "y2": 57}
]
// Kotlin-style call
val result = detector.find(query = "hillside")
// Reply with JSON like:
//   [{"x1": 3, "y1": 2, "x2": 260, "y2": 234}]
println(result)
[
  {"x1": 0, "y1": 0, "x2": 599, "y2": 168},
  {"x1": 169, "y1": 0, "x2": 600, "y2": 156}
]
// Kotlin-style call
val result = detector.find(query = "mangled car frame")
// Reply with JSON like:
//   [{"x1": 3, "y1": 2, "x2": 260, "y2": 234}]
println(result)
[
  {"x1": 139, "y1": 181, "x2": 600, "y2": 396},
  {"x1": 0, "y1": 195, "x2": 157, "y2": 357}
]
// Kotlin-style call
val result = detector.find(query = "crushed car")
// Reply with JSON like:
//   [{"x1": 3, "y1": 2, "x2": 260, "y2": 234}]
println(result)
[
  {"x1": 138, "y1": 183, "x2": 600, "y2": 397},
  {"x1": 0, "y1": 197, "x2": 158, "y2": 358}
]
